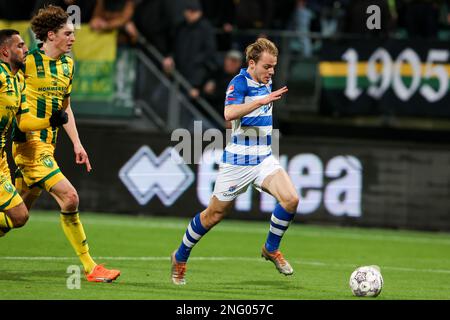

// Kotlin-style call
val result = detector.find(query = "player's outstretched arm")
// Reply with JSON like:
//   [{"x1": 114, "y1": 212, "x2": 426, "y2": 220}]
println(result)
[
  {"x1": 62, "y1": 97, "x2": 92, "y2": 172},
  {"x1": 16, "y1": 107, "x2": 51, "y2": 132},
  {"x1": 16, "y1": 108, "x2": 69, "y2": 131},
  {"x1": 224, "y1": 86, "x2": 288, "y2": 121}
]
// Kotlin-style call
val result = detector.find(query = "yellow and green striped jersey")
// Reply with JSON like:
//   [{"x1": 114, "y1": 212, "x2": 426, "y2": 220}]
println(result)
[
  {"x1": 13, "y1": 47, "x2": 74, "y2": 144},
  {"x1": 0, "y1": 61, "x2": 23, "y2": 149}
]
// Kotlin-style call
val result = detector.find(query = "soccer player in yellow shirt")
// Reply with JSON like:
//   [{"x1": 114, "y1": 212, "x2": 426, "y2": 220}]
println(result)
[
  {"x1": 14, "y1": 6, "x2": 121, "y2": 283},
  {"x1": 0, "y1": 29, "x2": 29, "y2": 237}
]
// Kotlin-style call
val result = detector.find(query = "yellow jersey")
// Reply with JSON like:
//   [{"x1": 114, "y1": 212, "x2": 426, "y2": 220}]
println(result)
[
  {"x1": 0, "y1": 61, "x2": 23, "y2": 149},
  {"x1": 13, "y1": 47, "x2": 74, "y2": 145}
]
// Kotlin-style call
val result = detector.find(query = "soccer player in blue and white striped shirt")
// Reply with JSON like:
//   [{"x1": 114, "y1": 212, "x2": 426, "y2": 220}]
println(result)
[{"x1": 171, "y1": 38, "x2": 299, "y2": 285}]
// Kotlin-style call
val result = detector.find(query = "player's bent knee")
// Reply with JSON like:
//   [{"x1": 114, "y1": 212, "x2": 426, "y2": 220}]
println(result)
[
  {"x1": 282, "y1": 194, "x2": 300, "y2": 213},
  {"x1": 12, "y1": 212, "x2": 29, "y2": 228},
  {"x1": 8, "y1": 206, "x2": 29, "y2": 228},
  {"x1": 63, "y1": 191, "x2": 79, "y2": 212},
  {"x1": 203, "y1": 209, "x2": 226, "y2": 228},
  {"x1": 211, "y1": 211, "x2": 226, "y2": 224}
]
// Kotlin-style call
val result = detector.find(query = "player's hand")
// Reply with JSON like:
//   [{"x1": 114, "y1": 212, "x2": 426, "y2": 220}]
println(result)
[
  {"x1": 49, "y1": 110, "x2": 69, "y2": 128},
  {"x1": 74, "y1": 144, "x2": 92, "y2": 172},
  {"x1": 259, "y1": 86, "x2": 288, "y2": 106}
]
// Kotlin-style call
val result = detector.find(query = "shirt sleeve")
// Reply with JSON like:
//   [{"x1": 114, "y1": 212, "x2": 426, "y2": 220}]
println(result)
[
  {"x1": 65, "y1": 61, "x2": 75, "y2": 98},
  {"x1": 224, "y1": 75, "x2": 247, "y2": 106},
  {"x1": 15, "y1": 73, "x2": 48, "y2": 132},
  {"x1": 19, "y1": 72, "x2": 26, "y2": 105},
  {"x1": 16, "y1": 108, "x2": 50, "y2": 132}
]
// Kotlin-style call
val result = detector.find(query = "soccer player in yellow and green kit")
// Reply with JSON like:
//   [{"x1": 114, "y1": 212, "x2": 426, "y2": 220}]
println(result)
[
  {"x1": 13, "y1": 6, "x2": 121, "y2": 283},
  {"x1": 0, "y1": 29, "x2": 29, "y2": 237}
]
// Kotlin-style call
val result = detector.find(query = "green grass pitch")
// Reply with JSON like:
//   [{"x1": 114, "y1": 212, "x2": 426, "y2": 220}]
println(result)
[{"x1": 1, "y1": 211, "x2": 449, "y2": 300}]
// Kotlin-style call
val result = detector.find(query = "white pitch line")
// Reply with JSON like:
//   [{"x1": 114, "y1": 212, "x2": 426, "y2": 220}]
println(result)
[
  {"x1": 1, "y1": 256, "x2": 450, "y2": 274},
  {"x1": 27, "y1": 215, "x2": 450, "y2": 246}
]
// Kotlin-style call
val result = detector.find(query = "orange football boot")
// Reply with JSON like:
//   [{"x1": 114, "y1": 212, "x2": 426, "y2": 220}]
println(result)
[
  {"x1": 85, "y1": 264, "x2": 121, "y2": 283},
  {"x1": 261, "y1": 246, "x2": 294, "y2": 276},
  {"x1": 171, "y1": 251, "x2": 187, "y2": 285}
]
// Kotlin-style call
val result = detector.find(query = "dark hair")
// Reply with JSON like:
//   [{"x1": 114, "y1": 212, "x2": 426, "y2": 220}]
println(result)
[
  {"x1": 31, "y1": 5, "x2": 69, "y2": 41},
  {"x1": 0, "y1": 29, "x2": 19, "y2": 47}
]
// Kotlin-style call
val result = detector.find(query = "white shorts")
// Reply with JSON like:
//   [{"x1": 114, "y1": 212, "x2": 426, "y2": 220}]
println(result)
[{"x1": 213, "y1": 155, "x2": 282, "y2": 201}]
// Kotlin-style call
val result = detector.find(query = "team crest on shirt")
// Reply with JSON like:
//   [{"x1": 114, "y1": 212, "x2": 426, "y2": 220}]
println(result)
[
  {"x1": 41, "y1": 155, "x2": 54, "y2": 168},
  {"x1": 62, "y1": 63, "x2": 70, "y2": 77},
  {"x1": 3, "y1": 181, "x2": 14, "y2": 194}
]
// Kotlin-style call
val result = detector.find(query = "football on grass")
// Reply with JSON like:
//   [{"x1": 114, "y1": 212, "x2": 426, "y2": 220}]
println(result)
[{"x1": 349, "y1": 265, "x2": 383, "y2": 297}]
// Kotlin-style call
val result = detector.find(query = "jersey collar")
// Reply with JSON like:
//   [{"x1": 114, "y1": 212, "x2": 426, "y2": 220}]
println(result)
[{"x1": 0, "y1": 60, "x2": 13, "y2": 75}]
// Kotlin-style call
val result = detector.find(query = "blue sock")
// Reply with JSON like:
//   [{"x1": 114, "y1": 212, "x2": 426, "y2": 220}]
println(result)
[
  {"x1": 265, "y1": 204, "x2": 295, "y2": 252},
  {"x1": 175, "y1": 213, "x2": 209, "y2": 262}
]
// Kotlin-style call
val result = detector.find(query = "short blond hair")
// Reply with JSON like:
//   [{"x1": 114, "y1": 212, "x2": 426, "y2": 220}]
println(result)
[{"x1": 245, "y1": 38, "x2": 278, "y2": 64}]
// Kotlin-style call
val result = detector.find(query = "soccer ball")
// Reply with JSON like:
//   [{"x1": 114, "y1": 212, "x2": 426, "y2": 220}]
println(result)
[{"x1": 349, "y1": 265, "x2": 383, "y2": 297}]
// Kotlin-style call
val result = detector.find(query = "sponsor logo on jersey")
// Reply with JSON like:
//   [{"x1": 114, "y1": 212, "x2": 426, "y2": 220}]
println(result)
[{"x1": 226, "y1": 84, "x2": 234, "y2": 96}]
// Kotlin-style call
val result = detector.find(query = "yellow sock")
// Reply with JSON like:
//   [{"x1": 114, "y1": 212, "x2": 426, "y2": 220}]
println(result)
[
  {"x1": 0, "y1": 212, "x2": 13, "y2": 237},
  {"x1": 60, "y1": 211, "x2": 97, "y2": 273}
]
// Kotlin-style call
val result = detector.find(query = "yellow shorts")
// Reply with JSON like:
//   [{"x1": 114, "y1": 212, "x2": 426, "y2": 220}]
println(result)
[
  {"x1": 13, "y1": 141, "x2": 66, "y2": 193},
  {"x1": 0, "y1": 153, "x2": 23, "y2": 211}
]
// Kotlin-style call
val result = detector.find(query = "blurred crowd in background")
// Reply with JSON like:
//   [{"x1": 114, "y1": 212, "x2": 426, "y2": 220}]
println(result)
[{"x1": 1, "y1": 0, "x2": 449, "y2": 111}]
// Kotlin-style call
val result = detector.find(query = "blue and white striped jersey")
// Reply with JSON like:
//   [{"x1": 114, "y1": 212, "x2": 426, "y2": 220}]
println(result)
[{"x1": 222, "y1": 68, "x2": 273, "y2": 166}]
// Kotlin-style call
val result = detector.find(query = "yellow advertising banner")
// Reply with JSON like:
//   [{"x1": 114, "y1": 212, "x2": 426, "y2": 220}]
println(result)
[{"x1": 0, "y1": 21, "x2": 117, "y2": 101}]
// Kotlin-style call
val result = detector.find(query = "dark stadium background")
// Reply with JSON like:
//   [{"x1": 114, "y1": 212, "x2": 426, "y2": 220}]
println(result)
[{"x1": 1, "y1": 0, "x2": 449, "y2": 231}]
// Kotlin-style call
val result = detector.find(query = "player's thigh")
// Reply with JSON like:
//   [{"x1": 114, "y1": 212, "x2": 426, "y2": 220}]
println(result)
[
  {"x1": 14, "y1": 173, "x2": 42, "y2": 211},
  {"x1": 0, "y1": 158, "x2": 27, "y2": 219},
  {"x1": 212, "y1": 163, "x2": 256, "y2": 202},
  {"x1": 19, "y1": 188, "x2": 42, "y2": 211},
  {"x1": 14, "y1": 145, "x2": 65, "y2": 194},
  {"x1": 0, "y1": 178, "x2": 28, "y2": 226},
  {"x1": 0, "y1": 186, "x2": 28, "y2": 224},
  {"x1": 261, "y1": 168, "x2": 298, "y2": 205}
]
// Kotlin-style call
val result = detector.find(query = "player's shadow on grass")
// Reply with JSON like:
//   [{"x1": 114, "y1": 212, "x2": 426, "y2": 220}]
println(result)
[
  {"x1": 236, "y1": 279, "x2": 299, "y2": 289},
  {"x1": 0, "y1": 270, "x2": 63, "y2": 282}
]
